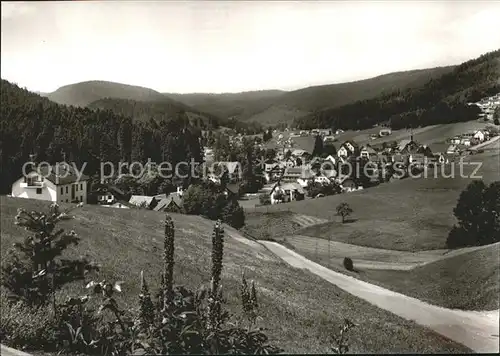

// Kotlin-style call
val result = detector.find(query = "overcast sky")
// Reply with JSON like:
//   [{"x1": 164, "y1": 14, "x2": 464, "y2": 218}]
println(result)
[{"x1": 1, "y1": 1, "x2": 499, "y2": 94}]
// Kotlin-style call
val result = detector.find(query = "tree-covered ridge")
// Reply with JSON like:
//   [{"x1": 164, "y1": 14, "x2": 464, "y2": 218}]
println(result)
[
  {"x1": 167, "y1": 67, "x2": 456, "y2": 124},
  {"x1": 46, "y1": 80, "x2": 168, "y2": 107},
  {"x1": 294, "y1": 49, "x2": 500, "y2": 130},
  {"x1": 87, "y1": 97, "x2": 222, "y2": 129},
  {"x1": 87, "y1": 97, "x2": 265, "y2": 134},
  {"x1": 0, "y1": 79, "x2": 203, "y2": 194}
]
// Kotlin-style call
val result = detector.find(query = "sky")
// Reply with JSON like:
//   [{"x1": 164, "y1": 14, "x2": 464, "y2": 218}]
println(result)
[{"x1": 1, "y1": 1, "x2": 500, "y2": 94}]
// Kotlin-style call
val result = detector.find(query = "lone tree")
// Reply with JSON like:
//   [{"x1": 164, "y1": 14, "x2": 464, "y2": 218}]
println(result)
[
  {"x1": 447, "y1": 180, "x2": 500, "y2": 248},
  {"x1": 336, "y1": 202, "x2": 353, "y2": 223}
]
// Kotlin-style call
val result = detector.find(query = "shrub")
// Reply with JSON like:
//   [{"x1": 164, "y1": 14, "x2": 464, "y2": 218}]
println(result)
[
  {"x1": 0, "y1": 292, "x2": 59, "y2": 351},
  {"x1": 446, "y1": 180, "x2": 500, "y2": 248},
  {"x1": 182, "y1": 183, "x2": 246, "y2": 228},
  {"x1": 336, "y1": 203, "x2": 353, "y2": 223},
  {"x1": 1, "y1": 203, "x2": 98, "y2": 308},
  {"x1": 259, "y1": 193, "x2": 271, "y2": 206},
  {"x1": 343, "y1": 258, "x2": 354, "y2": 271}
]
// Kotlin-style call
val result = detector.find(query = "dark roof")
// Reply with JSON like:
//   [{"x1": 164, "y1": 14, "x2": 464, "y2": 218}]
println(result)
[
  {"x1": 38, "y1": 162, "x2": 90, "y2": 185},
  {"x1": 154, "y1": 193, "x2": 183, "y2": 211}
]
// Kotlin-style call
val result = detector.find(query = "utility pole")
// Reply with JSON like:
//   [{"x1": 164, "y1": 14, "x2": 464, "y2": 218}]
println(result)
[{"x1": 328, "y1": 234, "x2": 331, "y2": 268}]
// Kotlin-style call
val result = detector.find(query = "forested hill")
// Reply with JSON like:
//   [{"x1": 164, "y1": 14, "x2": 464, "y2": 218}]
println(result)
[
  {"x1": 0, "y1": 79, "x2": 204, "y2": 194},
  {"x1": 87, "y1": 97, "x2": 264, "y2": 134},
  {"x1": 43, "y1": 80, "x2": 264, "y2": 133},
  {"x1": 295, "y1": 49, "x2": 500, "y2": 130},
  {"x1": 45, "y1": 80, "x2": 168, "y2": 107},
  {"x1": 166, "y1": 67, "x2": 455, "y2": 126},
  {"x1": 87, "y1": 97, "x2": 221, "y2": 129}
]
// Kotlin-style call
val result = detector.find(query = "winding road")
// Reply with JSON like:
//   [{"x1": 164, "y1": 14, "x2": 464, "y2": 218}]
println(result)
[{"x1": 261, "y1": 240, "x2": 500, "y2": 353}]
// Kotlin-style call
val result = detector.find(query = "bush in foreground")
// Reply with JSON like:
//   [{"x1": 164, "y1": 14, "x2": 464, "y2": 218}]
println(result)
[
  {"x1": 447, "y1": 180, "x2": 500, "y2": 248},
  {"x1": 343, "y1": 258, "x2": 354, "y2": 272}
]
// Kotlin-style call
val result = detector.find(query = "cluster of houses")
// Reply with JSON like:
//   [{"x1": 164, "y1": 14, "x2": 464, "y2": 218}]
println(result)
[
  {"x1": 446, "y1": 128, "x2": 494, "y2": 154},
  {"x1": 470, "y1": 93, "x2": 500, "y2": 122},
  {"x1": 260, "y1": 132, "x2": 469, "y2": 205}
]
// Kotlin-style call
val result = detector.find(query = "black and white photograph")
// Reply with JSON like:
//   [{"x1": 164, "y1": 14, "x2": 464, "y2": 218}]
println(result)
[{"x1": 1, "y1": 1, "x2": 499, "y2": 355}]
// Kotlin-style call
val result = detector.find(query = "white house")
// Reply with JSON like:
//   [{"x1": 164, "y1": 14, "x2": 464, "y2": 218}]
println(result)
[
  {"x1": 11, "y1": 162, "x2": 89, "y2": 203},
  {"x1": 450, "y1": 136, "x2": 462, "y2": 145},
  {"x1": 337, "y1": 141, "x2": 359, "y2": 158},
  {"x1": 325, "y1": 155, "x2": 337, "y2": 165},
  {"x1": 270, "y1": 182, "x2": 305, "y2": 204},
  {"x1": 360, "y1": 146, "x2": 377, "y2": 160},
  {"x1": 474, "y1": 130, "x2": 487, "y2": 142},
  {"x1": 447, "y1": 145, "x2": 458, "y2": 154},
  {"x1": 460, "y1": 138, "x2": 472, "y2": 146}
]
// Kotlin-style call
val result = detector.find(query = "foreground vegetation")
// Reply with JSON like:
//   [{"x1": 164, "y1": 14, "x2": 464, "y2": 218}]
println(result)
[{"x1": 0, "y1": 197, "x2": 471, "y2": 353}]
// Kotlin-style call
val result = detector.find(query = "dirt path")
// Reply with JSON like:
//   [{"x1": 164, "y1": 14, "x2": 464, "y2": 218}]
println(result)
[{"x1": 261, "y1": 241, "x2": 499, "y2": 353}]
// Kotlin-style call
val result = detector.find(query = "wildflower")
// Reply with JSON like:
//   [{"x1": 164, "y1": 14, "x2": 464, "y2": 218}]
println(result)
[{"x1": 113, "y1": 282, "x2": 123, "y2": 292}]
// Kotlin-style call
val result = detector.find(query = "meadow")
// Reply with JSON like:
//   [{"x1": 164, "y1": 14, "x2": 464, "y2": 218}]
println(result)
[
  {"x1": 0, "y1": 196, "x2": 471, "y2": 353},
  {"x1": 253, "y1": 150, "x2": 499, "y2": 251}
]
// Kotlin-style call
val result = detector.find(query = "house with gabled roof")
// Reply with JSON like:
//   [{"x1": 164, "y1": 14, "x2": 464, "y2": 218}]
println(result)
[
  {"x1": 11, "y1": 161, "x2": 90, "y2": 204},
  {"x1": 337, "y1": 140, "x2": 359, "y2": 158},
  {"x1": 129, "y1": 195, "x2": 158, "y2": 209},
  {"x1": 360, "y1": 145, "x2": 377, "y2": 160}
]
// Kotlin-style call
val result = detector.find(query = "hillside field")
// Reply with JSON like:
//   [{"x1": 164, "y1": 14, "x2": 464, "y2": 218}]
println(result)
[
  {"x1": 268, "y1": 120, "x2": 494, "y2": 154},
  {"x1": 0, "y1": 197, "x2": 471, "y2": 353},
  {"x1": 253, "y1": 149, "x2": 499, "y2": 251}
]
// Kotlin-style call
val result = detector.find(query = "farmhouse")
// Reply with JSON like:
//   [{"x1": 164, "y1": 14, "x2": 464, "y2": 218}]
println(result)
[
  {"x1": 360, "y1": 145, "x2": 377, "y2": 160},
  {"x1": 397, "y1": 139, "x2": 419, "y2": 154},
  {"x1": 154, "y1": 193, "x2": 183, "y2": 213},
  {"x1": 379, "y1": 128, "x2": 392, "y2": 136},
  {"x1": 446, "y1": 145, "x2": 459, "y2": 154},
  {"x1": 281, "y1": 167, "x2": 314, "y2": 182},
  {"x1": 474, "y1": 130, "x2": 488, "y2": 142},
  {"x1": 11, "y1": 162, "x2": 90, "y2": 204},
  {"x1": 337, "y1": 140, "x2": 359, "y2": 158},
  {"x1": 129, "y1": 195, "x2": 158, "y2": 209},
  {"x1": 270, "y1": 182, "x2": 305, "y2": 204}
]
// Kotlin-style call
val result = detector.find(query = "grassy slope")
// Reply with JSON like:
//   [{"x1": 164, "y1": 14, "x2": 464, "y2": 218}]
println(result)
[
  {"x1": 254, "y1": 150, "x2": 499, "y2": 251},
  {"x1": 0, "y1": 197, "x2": 470, "y2": 353},
  {"x1": 241, "y1": 211, "x2": 303, "y2": 240},
  {"x1": 276, "y1": 235, "x2": 499, "y2": 311},
  {"x1": 359, "y1": 243, "x2": 500, "y2": 311}
]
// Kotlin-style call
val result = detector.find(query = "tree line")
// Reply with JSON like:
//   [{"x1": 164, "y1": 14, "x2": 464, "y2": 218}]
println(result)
[
  {"x1": 294, "y1": 50, "x2": 500, "y2": 131},
  {"x1": 0, "y1": 80, "x2": 216, "y2": 194}
]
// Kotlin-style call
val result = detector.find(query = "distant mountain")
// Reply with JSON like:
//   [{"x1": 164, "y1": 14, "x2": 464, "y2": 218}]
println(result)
[
  {"x1": 295, "y1": 49, "x2": 500, "y2": 130},
  {"x1": 46, "y1": 80, "x2": 168, "y2": 107},
  {"x1": 165, "y1": 90, "x2": 286, "y2": 122},
  {"x1": 166, "y1": 66, "x2": 456, "y2": 126}
]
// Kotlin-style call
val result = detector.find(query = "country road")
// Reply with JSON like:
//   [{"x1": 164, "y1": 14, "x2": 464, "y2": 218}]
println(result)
[{"x1": 261, "y1": 241, "x2": 500, "y2": 353}]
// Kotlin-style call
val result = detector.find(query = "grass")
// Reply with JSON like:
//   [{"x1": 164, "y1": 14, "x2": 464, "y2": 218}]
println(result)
[
  {"x1": 358, "y1": 243, "x2": 500, "y2": 311},
  {"x1": 0, "y1": 196, "x2": 472, "y2": 353},
  {"x1": 255, "y1": 151, "x2": 499, "y2": 251},
  {"x1": 240, "y1": 211, "x2": 303, "y2": 240},
  {"x1": 269, "y1": 234, "x2": 499, "y2": 311}
]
